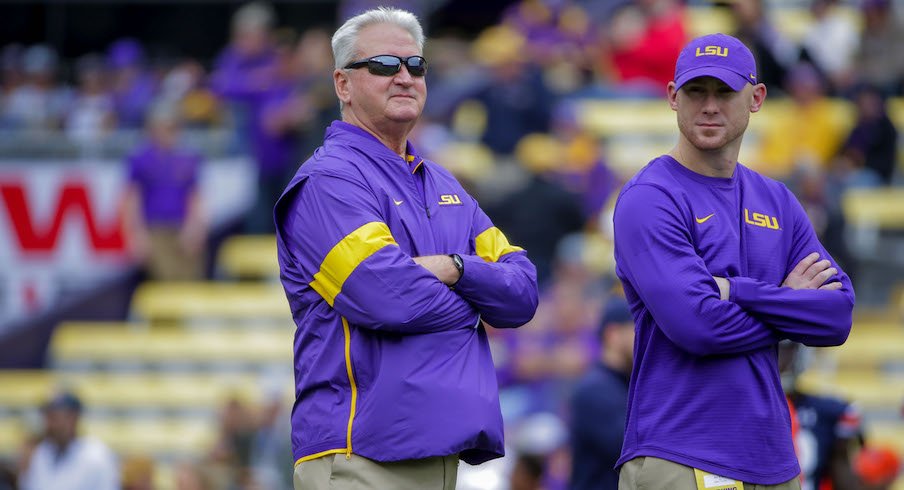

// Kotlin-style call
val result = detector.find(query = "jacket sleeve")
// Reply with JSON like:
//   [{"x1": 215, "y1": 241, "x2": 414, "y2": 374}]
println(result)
[
  {"x1": 614, "y1": 184, "x2": 779, "y2": 356},
  {"x1": 727, "y1": 188, "x2": 854, "y2": 346},
  {"x1": 275, "y1": 171, "x2": 480, "y2": 333},
  {"x1": 451, "y1": 201, "x2": 539, "y2": 328}
]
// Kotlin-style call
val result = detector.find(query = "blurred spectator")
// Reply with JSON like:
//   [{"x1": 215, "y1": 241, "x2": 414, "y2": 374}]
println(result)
[
  {"x1": 501, "y1": 0, "x2": 597, "y2": 93},
  {"x1": 107, "y1": 39, "x2": 158, "y2": 129},
  {"x1": 2, "y1": 44, "x2": 71, "y2": 130},
  {"x1": 206, "y1": 397, "x2": 257, "y2": 489},
  {"x1": 730, "y1": 0, "x2": 797, "y2": 91},
  {"x1": 854, "y1": 0, "x2": 904, "y2": 96},
  {"x1": 485, "y1": 133, "x2": 585, "y2": 285},
  {"x1": 546, "y1": 102, "x2": 620, "y2": 222},
  {"x1": 294, "y1": 27, "x2": 341, "y2": 159},
  {"x1": 799, "y1": 0, "x2": 859, "y2": 95},
  {"x1": 20, "y1": 391, "x2": 119, "y2": 490},
  {"x1": 211, "y1": 2, "x2": 307, "y2": 234},
  {"x1": 836, "y1": 83, "x2": 899, "y2": 186},
  {"x1": 172, "y1": 460, "x2": 209, "y2": 490},
  {"x1": 65, "y1": 54, "x2": 116, "y2": 154},
  {"x1": 159, "y1": 59, "x2": 221, "y2": 128},
  {"x1": 248, "y1": 381, "x2": 292, "y2": 490},
  {"x1": 780, "y1": 341, "x2": 862, "y2": 490},
  {"x1": 569, "y1": 296, "x2": 634, "y2": 490},
  {"x1": 756, "y1": 63, "x2": 850, "y2": 179},
  {"x1": 123, "y1": 104, "x2": 207, "y2": 281},
  {"x1": 466, "y1": 26, "x2": 554, "y2": 155},
  {"x1": 855, "y1": 445, "x2": 901, "y2": 490},
  {"x1": 790, "y1": 163, "x2": 856, "y2": 283},
  {"x1": 511, "y1": 412, "x2": 570, "y2": 490},
  {"x1": 599, "y1": 0, "x2": 686, "y2": 92}
]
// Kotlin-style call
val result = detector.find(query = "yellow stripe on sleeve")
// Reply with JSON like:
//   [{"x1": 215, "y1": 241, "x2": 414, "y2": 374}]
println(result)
[
  {"x1": 475, "y1": 226, "x2": 524, "y2": 263},
  {"x1": 309, "y1": 222, "x2": 397, "y2": 306}
]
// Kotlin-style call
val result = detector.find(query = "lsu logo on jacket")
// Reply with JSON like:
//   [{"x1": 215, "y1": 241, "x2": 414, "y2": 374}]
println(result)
[
  {"x1": 744, "y1": 209, "x2": 779, "y2": 230},
  {"x1": 439, "y1": 194, "x2": 462, "y2": 205}
]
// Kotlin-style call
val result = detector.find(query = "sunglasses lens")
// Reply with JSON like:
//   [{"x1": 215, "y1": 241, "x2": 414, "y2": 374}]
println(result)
[
  {"x1": 368, "y1": 56, "x2": 402, "y2": 76},
  {"x1": 406, "y1": 57, "x2": 427, "y2": 76}
]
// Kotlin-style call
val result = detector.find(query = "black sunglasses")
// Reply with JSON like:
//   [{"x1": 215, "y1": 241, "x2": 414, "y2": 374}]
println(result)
[{"x1": 344, "y1": 55, "x2": 427, "y2": 77}]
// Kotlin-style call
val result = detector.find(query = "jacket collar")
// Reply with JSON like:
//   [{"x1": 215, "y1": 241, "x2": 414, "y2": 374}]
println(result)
[{"x1": 325, "y1": 121, "x2": 423, "y2": 172}]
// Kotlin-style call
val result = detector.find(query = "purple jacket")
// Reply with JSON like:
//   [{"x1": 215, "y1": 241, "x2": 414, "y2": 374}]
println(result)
[
  {"x1": 613, "y1": 156, "x2": 854, "y2": 484},
  {"x1": 274, "y1": 121, "x2": 538, "y2": 466}
]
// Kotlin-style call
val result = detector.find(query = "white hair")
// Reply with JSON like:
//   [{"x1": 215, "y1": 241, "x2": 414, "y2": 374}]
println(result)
[{"x1": 331, "y1": 6, "x2": 425, "y2": 70}]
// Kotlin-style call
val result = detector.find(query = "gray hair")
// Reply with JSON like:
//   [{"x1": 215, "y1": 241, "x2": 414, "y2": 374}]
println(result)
[{"x1": 331, "y1": 7, "x2": 425, "y2": 70}]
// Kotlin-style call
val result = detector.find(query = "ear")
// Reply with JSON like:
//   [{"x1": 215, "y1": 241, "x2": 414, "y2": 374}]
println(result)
[
  {"x1": 334, "y1": 68, "x2": 351, "y2": 106},
  {"x1": 750, "y1": 83, "x2": 767, "y2": 113},
  {"x1": 667, "y1": 81, "x2": 679, "y2": 112}
]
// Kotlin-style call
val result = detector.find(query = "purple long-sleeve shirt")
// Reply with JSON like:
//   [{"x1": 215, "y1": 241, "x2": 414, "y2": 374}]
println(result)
[
  {"x1": 613, "y1": 155, "x2": 854, "y2": 484},
  {"x1": 274, "y1": 121, "x2": 538, "y2": 466}
]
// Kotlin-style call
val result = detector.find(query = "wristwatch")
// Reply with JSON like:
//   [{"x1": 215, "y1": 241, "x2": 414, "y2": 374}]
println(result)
[{"x1": 449, "y1": 254, "x2": 464, "y2": 287}]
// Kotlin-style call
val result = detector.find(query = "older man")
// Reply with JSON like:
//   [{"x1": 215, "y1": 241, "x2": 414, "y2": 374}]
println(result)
[{"x1": 274, "y1": 7, "x2": 539, "y2": 490}]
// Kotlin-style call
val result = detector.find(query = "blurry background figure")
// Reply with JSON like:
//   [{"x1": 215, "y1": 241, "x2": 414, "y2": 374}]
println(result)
[
  {"x1": 2, "y1": 44, "x2": 71, "y2": 131},
  {"x1": 779, "y1": 341, "x2": 863, "y2": 490},
  {"x1": 467, "y1": 25, "x2": 554, "y2": 156},
  {"x1": 799, "y1": 0, "x2": 859, "y2": 96},
  {"x1": 106, "y1": 38, "x2": 157, "y2": 130},
  {"x1": 124, "y1": 103, "x2": 207, "y2": 281},
  {"x1": 486, "y1": 133, "x2": 585, "y2": 286},
  {"x1": 19, "y1": 391, "x2": 119, "y2": 490},
  {"x1": 729, "y1": 0, "x2": 797, "y2": 92},
  {"x1": 855, "y1": 445, "x2": 901, "y2": 490},
  {"x1": 854, "y1": 0, "x2": 904, "y2": 97},
  {"x1": 210, "y1": 2, "x2": 283, "y2": 234},
  {"x1": 569, "y1": 295, "x2": 633, "y2": 490},
  {"x1": 511, "y1": 412, "x2": 569, "y2": 490},
  {"x1": 65, "y1": 53, "x2": 116, "y2": 157},
  {"x1": 835, "y1": 84, "x2": 900, "y2": 187},
  {"x1": 597, "y1": 0, "x2": 686, "y2": 94},
  {"x1": 788, "y1": 163, "x2": 856, "y2": 283},
  {"x1": 206, "y1": 397, "x2": 257, "y2": 489},
  {"x1": 756, "y1": 62, "x2": 850, "y2": 180}
]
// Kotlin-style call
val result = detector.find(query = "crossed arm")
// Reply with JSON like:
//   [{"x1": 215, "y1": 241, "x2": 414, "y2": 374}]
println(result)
[{"x1": 614, "y1": 184, "x2": 853, "y2": 357}]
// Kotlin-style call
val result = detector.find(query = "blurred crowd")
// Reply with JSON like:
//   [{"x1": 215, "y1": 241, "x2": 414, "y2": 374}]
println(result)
[{"x1": 1, "y1": 0, "x2": 903, "y2": 488}]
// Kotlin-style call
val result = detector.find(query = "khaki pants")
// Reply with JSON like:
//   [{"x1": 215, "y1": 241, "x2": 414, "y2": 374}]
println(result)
[
  {"x1": 294, "y1": 453, "x2": 459, "y2": 490},
  {"x1": 147, "y1": 228, "x2": 204, "y2": 281},
  {"x1": 618, "y1": 457, "x2": 801, "y2": 490}
]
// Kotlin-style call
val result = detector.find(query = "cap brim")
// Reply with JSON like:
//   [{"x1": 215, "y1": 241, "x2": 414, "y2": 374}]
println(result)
[{"x1": 675, "y1": 66, "x2": 752, "y2": 91}]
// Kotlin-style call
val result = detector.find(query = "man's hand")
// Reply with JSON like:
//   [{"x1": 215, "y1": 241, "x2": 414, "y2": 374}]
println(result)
[
  {"x1": 783, "y1": 252, "x2": 841, "y2": 290},
  {"x1": 714, "y1": 276, "x2": 730, "y2": 300},
  {"x1": 413, "y1": 255, "x2": 461, "y2": 286}
]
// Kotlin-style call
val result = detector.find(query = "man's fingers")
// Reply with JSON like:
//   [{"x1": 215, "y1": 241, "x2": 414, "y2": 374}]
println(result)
[
  {"x1": 803, "y1": 259, "x2": 832, "y2": 280},
  {"x1": 791, "y1": 252, "x2": 820, "y2": 277},
  {"x1": 818, "y1": 281, "x2": 843, "y2": 291},
  {"x1": 812, "y1": 267, "x2": 838, "y2": 287}
]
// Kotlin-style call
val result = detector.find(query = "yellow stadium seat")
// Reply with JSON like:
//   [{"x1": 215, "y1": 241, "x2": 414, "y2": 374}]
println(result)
[
  {"x1": 130, "y1": 282, "x2": 291, "y2": 322},
  {"x1": 216, "y1": 235, "x2": 279, "y2": 279},
  {"x1": 842, "y1": 188, "x2": 904, "y2": 231},
  {"x1": 51, "y1": 323, "x2": 293, "y2": 366},
  {"x1": 82, "y1": 418, "x2": 217, "y2": 457},
  {"x1": 0, "y1": 418, "x2": 28, "y2": 456},
  {"x1": 798, "y1": 369, "x2": 904, "y2": 409},
  {"x1": 684, "y1": 7, "x2": 735, "y2": 39},
  {"x1": 0, "y1": 369, "x2": 291, "y2": 411},
  {"x1": 822, "y1": 324, "x2": 904, "y2": 369}
]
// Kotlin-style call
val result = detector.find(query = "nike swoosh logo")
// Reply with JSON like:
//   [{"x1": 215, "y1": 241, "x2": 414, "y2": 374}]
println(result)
[
  {"x1": 393, "y1": 199, "x2": 404, "y2": 206},
  {"x1": 695, "y1": 213, "x2": 715, "y2": 224}
]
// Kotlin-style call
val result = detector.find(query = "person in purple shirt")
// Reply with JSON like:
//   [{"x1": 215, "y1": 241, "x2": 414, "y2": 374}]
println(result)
[
  {"x1": 274, "y1": 7, "x2": 538, "y2": 490},
  {"x1": 124, "y1": 104, "x2": 207, "y2": 281},
  {"x1": 612, "y1": 33, "x2": 854, "y2": 489}
]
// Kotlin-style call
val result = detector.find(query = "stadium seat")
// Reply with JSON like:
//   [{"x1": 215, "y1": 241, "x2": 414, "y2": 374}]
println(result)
[
  {"x1": 130, "y1": 282, "x2": 291, "y2": 323},
  {"x1": 798, "y1": 369, "x2": 904, "y2": 409},
  {"x1": 829, "y1": 324, "x2": 904, "y2": 369},
  {"x1": 51, "y1": 322, "x2": 293, "y2": 368},
  {"x1": 216, "y1": 235, "x2": 279, "y2": 279},
  {"x1": 82, "y1": 417, "x2": 217, "y2": 457},
  {"x1": 842, "y1": 188, "x2": 904, "y2": 231}
]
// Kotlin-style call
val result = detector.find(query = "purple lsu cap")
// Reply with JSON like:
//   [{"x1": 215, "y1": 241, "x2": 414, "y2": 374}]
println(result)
[{"x1": 674, "y1": 33, "x2": 758, "y2": 91}]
